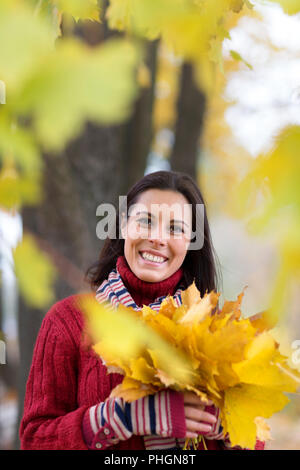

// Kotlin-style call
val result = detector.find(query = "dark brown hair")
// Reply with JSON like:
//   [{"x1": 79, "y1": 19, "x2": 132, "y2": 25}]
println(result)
[{"x1": 86, "y1": 170, "x2": 222, "y2": 296}]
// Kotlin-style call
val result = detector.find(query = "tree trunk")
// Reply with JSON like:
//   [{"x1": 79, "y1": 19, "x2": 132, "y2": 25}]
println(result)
[
  {"x1": 119, "y1": 39, "x2": 160, "y2": 195},
  {"x1": 170, "y1": 62, "x2": 206, "y2": 181}
]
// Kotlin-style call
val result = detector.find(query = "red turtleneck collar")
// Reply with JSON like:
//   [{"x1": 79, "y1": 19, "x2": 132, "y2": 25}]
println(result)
[{"x1": 116, "y1": 255, "x2": 184, "y2": 307}]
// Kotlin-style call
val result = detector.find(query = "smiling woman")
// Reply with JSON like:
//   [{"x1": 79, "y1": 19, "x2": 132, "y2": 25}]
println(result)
[
  {"x1": 121, "y1": 188, "x2": 193, "y2": 283},
  {"x1": 20, "y1": 170, "x2": 247, "y2": 452},
  {"x1": 88, "y1": 170, "x2": 221, "y2": 297}
]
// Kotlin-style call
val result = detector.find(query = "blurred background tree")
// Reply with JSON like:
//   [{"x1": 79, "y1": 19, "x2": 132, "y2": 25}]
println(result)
[{"x1": 0, "y1": 0, "x2": 299, "y2": 449}]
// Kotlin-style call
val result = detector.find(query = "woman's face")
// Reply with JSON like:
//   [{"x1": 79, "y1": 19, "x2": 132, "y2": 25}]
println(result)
[{"x1": 121, "y1": 189, "x2": 192, "y2": 282}]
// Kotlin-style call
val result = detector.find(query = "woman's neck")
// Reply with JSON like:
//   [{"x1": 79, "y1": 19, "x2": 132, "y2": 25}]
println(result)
[{"x1": 116, "y1": 255, "x2": 184, "y2": 307}]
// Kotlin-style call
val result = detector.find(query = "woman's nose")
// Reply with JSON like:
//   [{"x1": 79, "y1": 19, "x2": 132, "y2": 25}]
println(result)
[{"x1": 148, "y1": 224, "x2": 168, "y2": 243}]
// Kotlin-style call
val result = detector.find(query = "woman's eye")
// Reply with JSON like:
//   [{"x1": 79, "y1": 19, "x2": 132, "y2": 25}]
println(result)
[
  {"x1": 137, "y1": 217, "x2": 151, "y2": 226},
  {"x1": 171, "y1": 225, "x2": 184, "y2": 233},
  {"x1": 137, "y1": 219, "x2": 183, "y2": 233}
]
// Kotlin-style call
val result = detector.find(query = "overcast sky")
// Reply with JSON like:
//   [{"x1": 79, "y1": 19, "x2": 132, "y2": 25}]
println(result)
[{"x1": 222, "y1": 0, "x2": 300, "y2": 156}]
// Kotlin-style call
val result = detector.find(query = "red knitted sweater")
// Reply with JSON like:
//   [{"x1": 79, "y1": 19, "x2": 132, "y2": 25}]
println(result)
[{"x1": 19, "y1": 258, "x2": 186, "y2": 450}]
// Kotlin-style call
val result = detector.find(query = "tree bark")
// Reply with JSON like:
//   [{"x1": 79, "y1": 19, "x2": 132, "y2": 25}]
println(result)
[
  {"x1": 170, "y1": 62, "x2": 206, "y2": 181},
  {"x1": 119, "y1": 39, "x2": 160, "y2": 195}
]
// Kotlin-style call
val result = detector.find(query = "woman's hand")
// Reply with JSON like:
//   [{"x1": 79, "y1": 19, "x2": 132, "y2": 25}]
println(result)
[{"x1": 183, "y1": 391, "x2": 219, "y2": 439}]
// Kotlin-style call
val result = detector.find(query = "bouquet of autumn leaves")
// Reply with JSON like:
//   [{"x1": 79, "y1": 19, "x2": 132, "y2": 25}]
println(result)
[{"x1": 80, "y1": 282, "x2": 300, "y2": 449}]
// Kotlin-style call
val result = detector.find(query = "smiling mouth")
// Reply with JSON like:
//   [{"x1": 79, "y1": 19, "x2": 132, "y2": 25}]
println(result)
[{"x1": 139, "y1": 251, "x2": 168, "y2": 265}]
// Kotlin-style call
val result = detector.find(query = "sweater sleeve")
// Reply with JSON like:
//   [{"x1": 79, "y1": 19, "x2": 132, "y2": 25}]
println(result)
[
  {"x1": 81, "y1": 390, "x2": 186, "y2": 450},
  {"x1": 19, "y1": 310, "x2": 90, "y2": 450}
]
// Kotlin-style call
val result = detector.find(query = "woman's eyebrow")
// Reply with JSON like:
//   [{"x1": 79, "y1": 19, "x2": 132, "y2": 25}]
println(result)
[{"x1": 136, "y1": 211, "x2": 189, "y2": 227}]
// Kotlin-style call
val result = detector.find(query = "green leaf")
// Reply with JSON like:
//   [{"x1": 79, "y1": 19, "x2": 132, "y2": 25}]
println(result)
[
  {"x1": 106, "y1": 0, "x2": 188, "y2": 38},
  {"x1": 0, "y1": 168, "x2": 41, "y2": 209},
  {"x1": 15, "y1": 38, "x2": 141, "y2": 151},
  {"x1": 0, "y1": 116, "x2": 41, "y2": 174},
  {"x1": 0, "y1": 0, "x2": 55, "y2": 90},
  {"x1": 268, "y1": 0, "x2": 300, "y2": 15},
  {"x1": 51, "y1": 0, "x2": 101, "y2": 22},
  {"x1": 13, "y1": 234, "x2": 57, "y2": 308}
]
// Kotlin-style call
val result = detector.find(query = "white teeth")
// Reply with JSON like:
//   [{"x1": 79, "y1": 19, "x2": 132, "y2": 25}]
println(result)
[{"x1": 141, "y1": 252, "x2": 165, "y2": 263}]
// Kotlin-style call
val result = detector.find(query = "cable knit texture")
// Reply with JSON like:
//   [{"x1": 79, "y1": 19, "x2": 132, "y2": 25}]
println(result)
[{"x1": 19, "y1": 294, "x2": 148, "y2": 450}]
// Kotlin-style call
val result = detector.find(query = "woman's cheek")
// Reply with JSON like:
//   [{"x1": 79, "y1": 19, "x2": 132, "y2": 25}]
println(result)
[
  {"x1": 126, "y1": 222, "x2": 141, "y2": 241},
  {"x1": 172, "y1": 240, "x2": 187, "y2": 259}
]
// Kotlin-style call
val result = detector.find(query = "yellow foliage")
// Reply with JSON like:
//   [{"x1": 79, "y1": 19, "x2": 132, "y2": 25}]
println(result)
[
  {"x1": 15, "y1": 38, "x2": 141, "y2": 152},
  {"x1": 0, "y1": 117, "x2": 41, "y2": 174},
  {"x1": 106, "y1": 0, "x2": 187, "y2": 39},
  {"x1": 0, "y1": 0, "x2": 55, "y2": 90},
  {"x1": 80, "y1": 295, "x2": 195, "y2": 386},
  {"x1": 0, "y1": 5, "x2": 141, "y2": 208},
  {"x1": 13, "y1": 234, "x2": 57, "y2": 308},
  {"x1": 81, "y1": 281, "x2": 300, "y2": 449},
  {"x1": 248, "y1": 310, "x2": 278, "y2": 333},
  {"x1": 232, "y1": 126, "x2": 300, "y2": 321},
  {"x1": 223, "y1": 384, "x2": 290, "y2": 448},
  {"x1": 0, "y1": 162, "x2": 41, "y2": 209},
  {"x1": 152, "y1": 42, "x2": 181, "y2": 137},
  {"x1": 268, "y1": 0, "x2": 300, "y2": 15},
  {"x1": 106, "y1": 0, "x2": 253, "y2": 96},
  {"x1": 51, "y1": 0, "x2": 100, "y2": 22},
  {"x1": 199, "y1": 2, "x2": 300, "y2": 327}
]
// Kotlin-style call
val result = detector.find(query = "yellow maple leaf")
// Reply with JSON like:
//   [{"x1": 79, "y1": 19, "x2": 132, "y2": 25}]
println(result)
[
  {"x1": 248, "y1": 310, "x2": 278, "y2": 333},
  {"x1": 198, "y1": 316, "x2": 256, "y2": 363},
  {"x1": 182, "y1": 383, "x2": 210, "y2": 404},
  {"x1": 110, "y1": 377, "x2": 157, "y2": 402},
  {"x1": 80, "y1": 295, "x2": 195, "y2": 389},
  {"x1": 129, "y1": 357, "x2": 160, "y2": 385},
  {"x1": 232, "y1": 332, "x2": 300, "y2": 392},
  {"x1": 218, "y1": 287, "x2": 247, "y2": 320},
  {"x1": 158, "y1": 295, "x2": 179, "y2": 319},
  {"x1": 255, "y1": 417, "x2": 272, "y2": 443},
  {"x1": 142, "y1": 311, "x2": 180, "y2": 346},
  {"x1": 179, "y1": 287, "x2": 220, "y2": 324},
  {"x1": 215, "y1": 361, "x2": 240, "y2": 390},
  {"x1": 180, "y1": 280, "x2": 201, "y2": 309},
  {"x1": 80, "y1": 282, "x2": 300, "y2": 448},
  {"x1": 223, "y1": 383, "x2": 290, "y2": 449},
  {"x1": 155, "y1": 369, "x2": 177, "y2": 387}
]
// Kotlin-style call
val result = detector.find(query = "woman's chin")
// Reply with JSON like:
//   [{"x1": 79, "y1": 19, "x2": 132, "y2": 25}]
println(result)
[
  {"x1": 141, "y1": 270, "x2": 173, "y2": 283},
  {"x1": 137, "y1": 272, "x2": 160, "y2": 282},
  {"x1": 134, "y1": 267, "x2": 164, "y2": 283}
]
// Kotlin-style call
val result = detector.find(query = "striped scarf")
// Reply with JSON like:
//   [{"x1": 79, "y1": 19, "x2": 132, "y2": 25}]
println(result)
[{"x1": 95, "y1": 265, "x2": 186, "y2": 450}]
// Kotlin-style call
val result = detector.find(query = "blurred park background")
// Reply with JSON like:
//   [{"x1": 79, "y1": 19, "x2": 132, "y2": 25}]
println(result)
[{"x1": 0, "y1": 0, "x2": 300, "y2": 450}]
